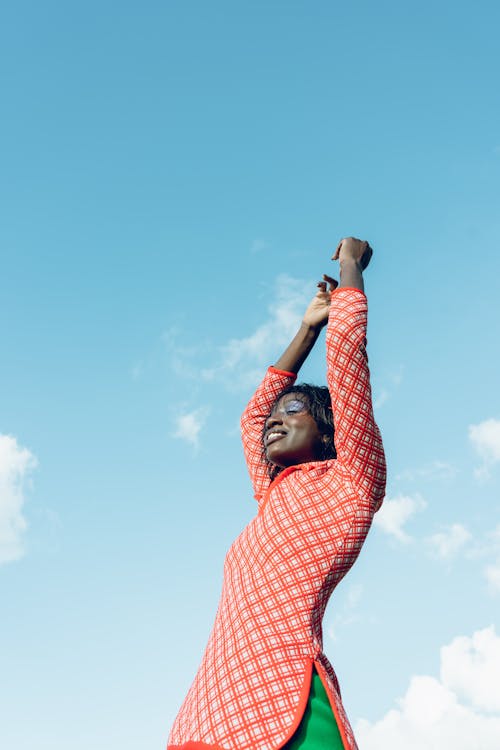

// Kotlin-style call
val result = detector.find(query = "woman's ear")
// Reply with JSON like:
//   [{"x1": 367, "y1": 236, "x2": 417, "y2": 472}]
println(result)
[{"x1": 319, "y1": 433, "x2": 331, "y2": 458}]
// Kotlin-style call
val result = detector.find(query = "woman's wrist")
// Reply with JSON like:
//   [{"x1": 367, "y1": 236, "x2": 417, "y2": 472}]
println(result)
[
  {"x1": 300, "y1": 319, "x2": 325, "y2": 336},
  {"x1": 273, "y1": 321, "x2": 322, "y2": 373},
  {"x1": 339, "y1": 256, "x2": 362, "y2": 272},
  {"x1": 339, "y1": 256, "x2": 364, "y2": 291}
]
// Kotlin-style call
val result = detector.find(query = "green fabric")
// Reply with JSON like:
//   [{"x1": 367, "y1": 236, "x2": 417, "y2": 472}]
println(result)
[{"x1": 283, "y1": 668, "x2": 344, "y2": 749}]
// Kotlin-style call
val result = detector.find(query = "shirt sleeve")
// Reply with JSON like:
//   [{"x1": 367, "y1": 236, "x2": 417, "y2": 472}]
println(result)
[
  {"x1": 326, "y1": 288, "x2": 386, "y2": 511},
  {"x1": 240, "y1": 366, "x2": 297, "y2": 503}
]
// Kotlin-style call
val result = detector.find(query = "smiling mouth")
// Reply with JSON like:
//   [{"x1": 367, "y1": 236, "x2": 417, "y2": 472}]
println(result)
[{"x1": 266, "y1": 430, "x2": 287, "y2": 445}]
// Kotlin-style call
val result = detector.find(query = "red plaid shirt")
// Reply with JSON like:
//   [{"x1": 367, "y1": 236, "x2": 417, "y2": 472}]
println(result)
[{"x1": 168, "y1": 288, "x2": 386, "y2": 750}]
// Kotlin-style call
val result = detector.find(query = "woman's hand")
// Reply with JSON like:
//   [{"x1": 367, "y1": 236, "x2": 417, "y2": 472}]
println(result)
[
  {"x1": 273, "y1": 275, "x2": 338, "y2": 373},
  {"x1": 302, "y1": 275, "x2": 338, "y2": 330},
  {"x1": 332, "y1": 236, "x2": 373, "y2": 292},
  {"x1": 332, "y1": 237, "x2": 373, "y2": 271}
]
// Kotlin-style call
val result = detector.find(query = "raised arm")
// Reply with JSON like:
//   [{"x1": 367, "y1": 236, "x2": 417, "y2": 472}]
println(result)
[
  {"x1": 327, "y1": 238, "x2": 386, "y2": 510},
  {"x1": 241, "y1": 277, "x2": 338, "y2": 502},
  {"x1": 273, "y1": 235, "x2": 372, "y2": 375},
  {"x1": 240, "y1": 367, "x2": 296, "y2": 502},
  {"x1": 274, "y1": 276, "x2": 338, "y2": 374}
]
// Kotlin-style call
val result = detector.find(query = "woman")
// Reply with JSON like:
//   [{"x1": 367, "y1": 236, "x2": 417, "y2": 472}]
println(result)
[{"x1": 168, "y1": 237, "x2": 386, "y2": 750}]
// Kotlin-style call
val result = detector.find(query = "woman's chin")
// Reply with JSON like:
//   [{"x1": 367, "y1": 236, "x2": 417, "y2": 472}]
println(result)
[{"x1": 266, "y1": 446, "x2": 287, "y2": 468}]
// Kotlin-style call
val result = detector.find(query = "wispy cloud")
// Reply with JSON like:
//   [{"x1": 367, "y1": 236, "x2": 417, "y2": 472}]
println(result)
[
  {"x1": 172, "y1": 407, "x2": 210, "y2": 450},
  {"x1": 163, "y1": 325, "x2": 208, "y2": 382},
  {"x1": 0, "y1": 434, "x2": 38, "y2": 565},
  {"x1": 327, "y1": 583, "x2": 364, "y2": 641},
  {"x1": 425, "y1": 523, "x2": 472, "y2": 561},
  {"x1": 373, "y1": 366, "x2": 403, "y2": 410},
  {"x1": 200, "y1": 274, "x2": 311, "y2": 390},
  {"x1": 480, "y1": 524, "x2": 500, "y2": 595},
  {"x1": 161, "y1": 275, "x2": 313, "y2": 392},
  {"x1": 131, "y1": 361, "x2": 144, "y2": 381},
  {"x1": 469, "y1": 418, "x2": 500, "y2": 479},
  {"x1": 373, "y1": 388, "x2": 389, "y2": 409},
  {"x1": 374, "y1": 493, "x2": 427, "y2": 543},
  {"x1": 458, "y1": 524, "x2": 500, "y2": 596},
  {"x1": 250, "y1": 238, "x2": 271, "y2": 254},
  {"x1": 395, "y1": 460, "x2": 457, "y2": 483},
  {"x1": 356, "y1": 626, "x2": 500, "y2": 748}
]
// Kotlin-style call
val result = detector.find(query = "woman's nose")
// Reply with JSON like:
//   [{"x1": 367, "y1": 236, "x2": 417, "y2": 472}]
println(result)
[{"x1": 265, "y1": 412, "x2": 283, "y2": 430}]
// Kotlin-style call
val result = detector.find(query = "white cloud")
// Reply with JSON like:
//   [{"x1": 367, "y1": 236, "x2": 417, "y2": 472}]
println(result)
[
  {"x1": 484, "y1": 563, "x2": 500, "y2": 594},
  {"x1": 201, "y1": 274, "x2": 311, "y2": 390},
  {"x1": 441, "y1": 626, "x2": 500, "y2": 713},
  {"x1": 469, "y1": 418, "x2": 500, "y2": 478},
  {"x1": 426, "y1": 523, "x2": 472, "y2": 561},
  {"x1": 373, "y1": 493, "x2": 427, "y2": 542},
  {"x1": 172, "y1": 407, "x2": 210, "y2": 449},
  {"x1": 0, "y1": 434, "x2": 38, "y2": 564},
  {"x1": 356, "y1": 626, "x2": 500, "y2": 749}
]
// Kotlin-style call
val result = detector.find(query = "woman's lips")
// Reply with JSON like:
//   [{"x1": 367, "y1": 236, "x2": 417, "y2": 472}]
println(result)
[{"x1": 266, "y1": 431, "x2": 286, "y2": 445}]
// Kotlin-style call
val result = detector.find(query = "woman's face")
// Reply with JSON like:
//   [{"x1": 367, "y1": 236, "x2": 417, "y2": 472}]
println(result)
[{"x1": 264, "y1": 392, "x2": 325, "y2": 469}]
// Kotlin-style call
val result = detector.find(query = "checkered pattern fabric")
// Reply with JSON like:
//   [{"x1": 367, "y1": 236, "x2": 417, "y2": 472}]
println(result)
[{"x1": 168, "y1": 288, "x2": 386, "y2": 750}]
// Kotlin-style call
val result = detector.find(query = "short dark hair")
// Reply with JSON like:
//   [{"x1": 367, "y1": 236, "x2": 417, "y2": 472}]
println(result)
[{"x1": 262, "y1": 383, "x2": 336, "y2": 480}]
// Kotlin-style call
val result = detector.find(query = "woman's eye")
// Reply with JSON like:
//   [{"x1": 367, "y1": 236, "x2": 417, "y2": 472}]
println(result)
[{"x1": 284, "y1": 400, "x2": 308, "y2": 414}]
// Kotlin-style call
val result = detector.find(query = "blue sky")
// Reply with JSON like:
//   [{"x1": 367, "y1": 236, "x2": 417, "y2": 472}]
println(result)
[{"x1": 1, "y1": 2, "x2": 500, "y2": 748}]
